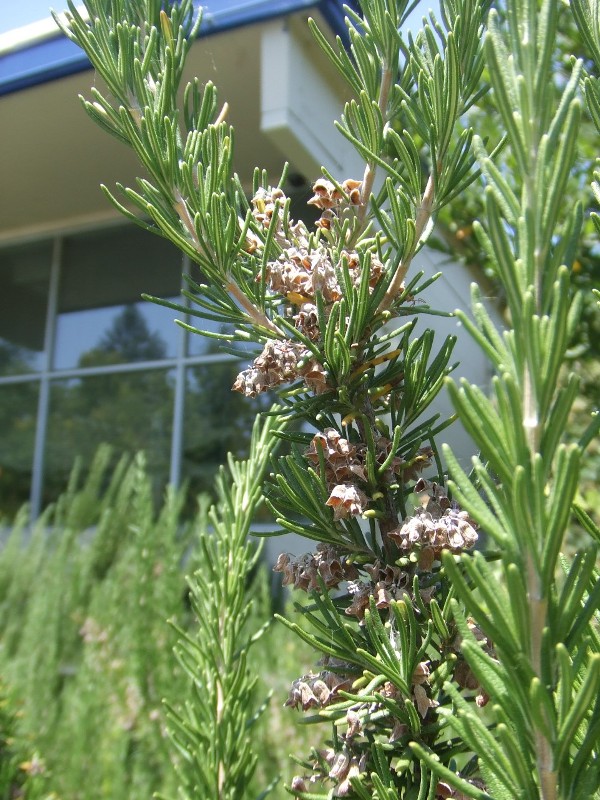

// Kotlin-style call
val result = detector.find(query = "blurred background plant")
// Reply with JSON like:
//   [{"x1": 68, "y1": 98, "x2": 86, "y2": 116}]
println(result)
[{"x1": 0, "y1": 445, "x2": 316, "y2": 800}]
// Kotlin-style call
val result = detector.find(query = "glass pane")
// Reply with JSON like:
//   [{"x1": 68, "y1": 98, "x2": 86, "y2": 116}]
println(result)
[
  {"x1": 186, "y1": 317, "x2": 234, "y2": 357},
  {"x1": 43, "y1": 369, "x2": 174, "y2": 506},
  {"x1": 0, "y1": 240, "x2": 52, "y2": 375},
  {"x1": 0, "y1": 381, "x2": 39, "y2": 517},
  {"x1": 182, "y1": 361, "x2": 267, "y2": 496},
  {"x1": 55, "y1": 226, "x2": 183, "y2": 370}
]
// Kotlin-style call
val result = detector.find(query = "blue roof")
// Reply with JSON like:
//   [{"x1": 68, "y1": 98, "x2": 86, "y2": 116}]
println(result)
[{"x1": 0, "y1": 0, "x2": 354, "y2": 98}]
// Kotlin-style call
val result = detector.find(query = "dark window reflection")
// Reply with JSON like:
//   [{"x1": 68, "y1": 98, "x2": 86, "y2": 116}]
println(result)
[
  {"x1": 44, "y1": 369, "x2": 174, "y2": 507},
  {"x1": 182, "y1": 361, "x2": 267, "y2": 499},
  {"x1": 55, "y1": 226, "x2": 182, "y2": 369},
  {"x1": 0, "y1": 382, "x2": 39, "y2": 517},
  {"x1": 0, "y1": 240, "x2": 51, "y2": 375}
]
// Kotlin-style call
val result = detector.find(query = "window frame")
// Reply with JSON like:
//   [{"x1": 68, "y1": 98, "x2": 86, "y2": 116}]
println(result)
[{"x1": 0, "y1": 221, "x2": 241, "y2": 518}]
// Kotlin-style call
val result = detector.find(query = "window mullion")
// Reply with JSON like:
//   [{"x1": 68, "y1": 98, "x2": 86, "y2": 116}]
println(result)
[
  {"x1": 30, "y1": 237, "x2": 62, "y2": 519},
  {"x1": 169, "y1": 254, "x2": 189, "y2": 488}
]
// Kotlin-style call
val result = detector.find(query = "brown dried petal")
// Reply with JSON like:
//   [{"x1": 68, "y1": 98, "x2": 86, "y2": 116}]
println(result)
[
  {"x1": 454, "y1": 660, "x2": 480, "y2": 691},
  {"x1": 316, "y1": 209, "x2": 335, "y2": 230},
  {"x1": 337, "y1": 760, "x2": 361, "y2": 796},
  {"x1": 418, "y1": 546, "x2": 435, "y2": 571},
  {"x1": 299, "y1": 359, "x2": 329, "y2": 394},
  {"x1": 345, "y1": 581, "x2": 372, "y2": 621},
  {"x1": 389, "y1": 719, "x2": 408, "y2": 742},
  {"x1": 412, "y1": 661, "x2": 431, "y2": 685},
  {"x1": 398, "y1": 446, "x2": 435, "y2": 481},
  {"x1": 326, "y1": 483, "x2": 369, "y2": 520},
  {"x1": 328, "y1": 751, "x2": 350, "y2": 780},
  {"x1": 414, "y1": 684, "x2": 438, "y2": 719},
  {"x1": 346, "y1": 709, "x2": 362, "y2": 738},
  {"x1": 374, "y1": 581, "x2": 392, "y2": 609},
  {"x1": 342, "y1": 178, "x2": 362, "y2": 205}
]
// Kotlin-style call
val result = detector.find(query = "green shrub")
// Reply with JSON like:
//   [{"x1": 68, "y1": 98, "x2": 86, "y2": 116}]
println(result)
[{"x1": 0, "y1": 445, "x2": 311, "y2": 799}]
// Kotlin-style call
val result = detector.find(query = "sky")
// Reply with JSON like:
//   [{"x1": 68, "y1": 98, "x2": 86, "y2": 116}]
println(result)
[
  {"x1": 0, "y1": 1, "x2": 440, "y2": 36},
  {"x1": 0, "y1": 1, "x2": 55, "y2": 34}
]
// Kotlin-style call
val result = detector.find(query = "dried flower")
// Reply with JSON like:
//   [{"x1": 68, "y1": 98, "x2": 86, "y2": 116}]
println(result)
[
  {"x1": 345, "y1": 580, "x2": 373, "y2": 620},
  {"x1": 306, "y1": 428, "x2": 367, "y2": 485},
  {"x1": 273, "y1": 544, "x2": 358, "y2": 592},
  {"x1": 307, "y1": 178, "x2": 344, "y2": 210},
  {"x1": 388, "y1": 481, "x2": 478, "y2": 555},
  {"x1": 341, "y1": 178, "x2": 362, "y2": 205},
  {"x1": 232, "y1": 339, "x2": 305, "y2": 396},
  {"x1": 326, "y1": 483, "x2": 369, "y2": 520},
  {"x1": 298, "y1": 357, "x2": 330, "y2": 394},
  {"x1": 251, "y1": 186, "x2": 286, "y2": 233},
  {"x1": 340, "y1": 249, "x2": 384, "y2": 291},
  {"x1": 266, "y1": 242, "x2": 341, "y2": 303},
  {"x1": 397, "y1": 445, "x2": 434, "y2": 482},
  {"x1": 295, "y1": 302, "x2": 320, "y2": 340},
  {"x1": 412, "y1": 660, "x2": 431, "y2": 685},
  {"x1": 346, "y1": 708, "x2": 362, "y2": 738},
  {"x1": 308, "y1": 178, "x2": 362, "y2": 210},
  {"x1": 285, "y1": 670, "x2": 353, "y2": 710},
  {"x1": 414, "y1": 682, "x2": 439, "y2": 718}
]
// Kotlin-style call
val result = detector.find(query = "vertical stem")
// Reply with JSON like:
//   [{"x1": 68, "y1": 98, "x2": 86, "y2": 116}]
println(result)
[
  {"x1": 356, "y1": 65, "x2": 394, "y2": 231},
  {"x1": 173, "y1": 194, "x2": 283, "y2": 336},
  {"x1": 377, "y1": 173, "x2": 436, "y2": 314}
]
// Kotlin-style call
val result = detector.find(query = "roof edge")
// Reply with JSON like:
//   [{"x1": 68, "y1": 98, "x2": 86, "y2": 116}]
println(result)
[{"x1": 0, "y1": 0, "x2": 355, "y2": 98}]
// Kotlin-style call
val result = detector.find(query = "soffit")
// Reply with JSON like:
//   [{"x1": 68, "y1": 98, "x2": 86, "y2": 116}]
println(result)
[{"x1": 0, "y1": 13, "x2": 346, "y2": 243}]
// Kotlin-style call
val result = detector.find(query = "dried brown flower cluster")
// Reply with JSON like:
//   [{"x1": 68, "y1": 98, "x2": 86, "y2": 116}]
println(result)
[
  {"x1": 305, "y1": 428, "x2": 433, "y2": 522},
  {"x1": 308, "y1": 177, "x2": 362, "y2": 231},
  {"x1": 288, "y1": 660, "x2": 440, "y2": 795},
  {"x1": 291, "y1": 747, "x2": 367, "y2": 797},
  {"x1": 306, "y1": 427, "x2": 371, "y2": 520},
  {"x1": 344, "y1": 561, "x2": 411, "y2": 620},
  {"x1": 452, "y1": 617, "x2": 495, "y2": 708},
  {"x1": 233, "y1": 182, "x2": 385, "y2": 397},
  {"x1": 285, "y1": 669, "x2": 353, "y2": 711},
  {"x1": 273, "y1": 543, "x2": 359, "y2": 592},
  {"x1": 232, "y1": 339, "x2": 304, "y2": 397},
  {"x1": 388, "y1": 478, "x2": 478, "y2": 556},
  {"x1": 232, "y1": 338, "x2": 329, "y2": 397}
]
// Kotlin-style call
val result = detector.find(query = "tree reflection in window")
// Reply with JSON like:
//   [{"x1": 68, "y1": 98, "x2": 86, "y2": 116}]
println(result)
[{"x1": 44, "y1": 306, "x2": 174, "y2": 507}]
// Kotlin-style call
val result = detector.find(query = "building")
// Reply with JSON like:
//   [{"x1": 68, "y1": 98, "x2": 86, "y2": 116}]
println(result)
[{"x1": 0, "y1": 1, "x2": 495, "y2": 523}]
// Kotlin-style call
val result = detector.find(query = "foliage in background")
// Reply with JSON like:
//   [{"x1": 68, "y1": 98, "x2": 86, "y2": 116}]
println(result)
[
  {"x1": 0, "y1": 445, "x2": 311, "y2": 800},
  {"x1": 50, "y1": 0, "x2": 600, "y2": 798},
  {"x1": 161, "y1": 411, "x2": 286, "y2": 800}
]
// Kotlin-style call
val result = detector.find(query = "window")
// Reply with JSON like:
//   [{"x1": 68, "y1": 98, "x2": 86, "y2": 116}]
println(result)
[{"x1": 0, "y1": 223, "x2": 258, "y2": 518}]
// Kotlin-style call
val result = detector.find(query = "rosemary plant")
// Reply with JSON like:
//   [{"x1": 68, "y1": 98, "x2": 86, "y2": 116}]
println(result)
[
  {"x1": 54, "y1": 0, "x2": 600, "y2": 797},
  {"x1": 162, "y1": 411, "x2": 285, "y2": 800}
]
